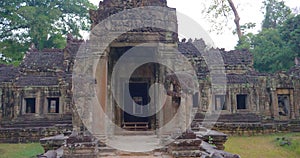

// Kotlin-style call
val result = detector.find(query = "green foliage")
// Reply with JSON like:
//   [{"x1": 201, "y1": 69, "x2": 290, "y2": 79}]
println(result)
[
  {"x1": 235, "y1": 33, "x2": 254, "y2": 50},
  {"x1": 251, "y1": 28, "x2": 294, "y2": 73},
  {"x1": 262, "y1": 0, "x2": 292, "y2": 29},
  {"x1": 0, "y1": 40, "x2": 28, "y2": 66},
  {"x1": 234, "y1": 23, "x2": 256, "y2": 36},
  {"x1": 44, "y1": 33, "x2": 67, "y2": 49},
  {"x1": 236, "y1": 1, "x2": 298, "y2": 73},
  {"x1": 236, "y1": 27, "x2": 296, "y2": 73},
  {"x1": 0, "y1": 0, "x2": 96, "y2": 65},
  {"x1": 279, "y1": 15, "x2": 300, "y2": 57}
]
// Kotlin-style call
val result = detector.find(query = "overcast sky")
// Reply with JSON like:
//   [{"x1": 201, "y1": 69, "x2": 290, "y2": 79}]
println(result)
[{"x1": 88, "y1": 0, "x2": 300, "y2": 50}]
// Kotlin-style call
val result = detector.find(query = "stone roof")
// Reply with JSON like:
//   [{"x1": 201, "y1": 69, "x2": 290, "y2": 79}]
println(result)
[
  {"x1": 178, "y1": 41, "x2": 209, "y2": 79},
  {"x1": 289, "y1": 66, "x2": 300, "y2": 79},
  {"x1": 0, "y1": 65, "x2": 19, "y2": 83},
  {"x1": 99, "y1": 0, "x2": 167, "y2": 8},
  {"x1": 226, "y1": 73, "x2": 258, "y2": 84},
  {"x1": 178, "y1": 41, "x2": 253, "y2": 66},
  {"x1": 220, "y1": 49, "x2": 253, "y2": 66},
  {"x1": 91, "y1": 0, "x2": 168, "y2": 22},
  {"x1": 64, "y1": 34, "x2": 83, "y2": 61},
  {"x1": 178, "y1": 40, "x2": 205, "y2": 57},
  {"x1": 14, "y1": 38, "x2": 83, "y2": 87},
  {"x1": 20, "y1": 49, "x2": 65, "y2": 72},
  {"x1": 15, "y1": 76, "x2": 60, "y2": 87},
  {"x1": 16, "y1": 48, "x2": 67, "y2": 87}
]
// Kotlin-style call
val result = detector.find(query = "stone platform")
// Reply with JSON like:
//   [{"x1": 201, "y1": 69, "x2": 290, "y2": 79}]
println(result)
[{"x1": 38, "y1": 129, "x2": 240, "y2": 158}]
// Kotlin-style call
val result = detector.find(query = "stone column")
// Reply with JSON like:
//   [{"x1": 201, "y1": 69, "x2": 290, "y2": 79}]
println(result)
[
  {"x1": 186, "y1": 94, "x2": 193, "y2": 128},
  {"x1": 270, "y1": 90, "x2": 279, "y2": 120},
  {"x1": 295, "y1": 85, "x2": 300, "y2": 119},
  {"x1": 249, "y1": 90, "x2": 253, "y2": 112},
  {"x1": 256, "y1": 89, "x2": 260, "y2": 113},
  {"x1": 22, "y1": 98, "x2": 26, "y2": 115},
  {"x1": 290, "y1": 90, "x2": 295, "y2": 119},
  {"x1": 0, "y1": 89, "x2": 2, "y2": 119},
  {"x1": 60, "y1": 87, "x2": 66, "y2": 114},
  {"x1": 231, "y1": 93, "x2": 237, "y2": 113},
  {"x1": 36, "y1": 90, "x2": 41, "y2": 116},
  {"x1": 93, "y1": 56, "x2": 108, "y2": 137},
  {"x1": 40, "y1": 89, "x2": 46, "y2": 115}
]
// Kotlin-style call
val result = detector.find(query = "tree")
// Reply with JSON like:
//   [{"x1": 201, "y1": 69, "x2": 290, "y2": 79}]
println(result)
[
  {"x1": 227, "y1": 0, "x2": 242, "y2": 40},
  {"x1": 235, "y1": 17, "x2": 299, "y2": 73},
  {"x1": 205, "y1": 0, "x2": 243, "y2": 40},
  {"x1": 0, "y1": 40, "x2": 29, "y2": 66},
  {"x1": 279, "y1": 15, "x2": 300, "y2": 57},
  {"x1": 0, "y1": 0, "x2": 96, "y2": 65},
  {"x1": 262, "y1": 0, "x2": 292, "y2": 29},
  {"x1": 250, "y1": 28, "x2": 294, "y2": 72},
  {"x1": 235, "y1": 0, "x2": 298, "y2": 73}
]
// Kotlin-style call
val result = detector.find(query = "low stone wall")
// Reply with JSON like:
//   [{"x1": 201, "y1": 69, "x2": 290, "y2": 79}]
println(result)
[
  {"x1": 210, "y1": 122, "x2": 290, "y2": 136},
  {"x1": 193, "y1": 113, "x2": 299, "y2": 136},
  {"x1": 0, "y1": 125, "x2": 72, "y2": 143}
]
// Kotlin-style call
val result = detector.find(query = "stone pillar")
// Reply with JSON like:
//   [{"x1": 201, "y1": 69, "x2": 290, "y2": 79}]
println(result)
[
  {"x1": 36, "y1": 90, "x2": 41, "y2": 116},
  {"x1": 270, "y1": 90, "x2": 279, "y2": 120},
  {"x1": 231, "y1": 93, "x2": 237, "y2": 113},
  {"x1": 255, "y1": 89, "x2": 260, "y2": 113},
  {"x1": 60, "y1": 87, "x2": 66, "y2": 114},
  {"x1": 40, "y1": 89, "x2": 45, "y2": 115},
  {"x1": 212, "y1": 94, "x2": 216, "y2": 111},
  {"x1": 22, "y1": 98, "x2": 26, "y2": 115},
  {"x1": 180, "y1": 94, "x2": 186, "y2": 132},
  {"x1": 207, "y1": 88, "x2": 213, "y2": 113},
  {"x1": 290, "y1": 90, "x2": 295, "y2": 119},
  {"x1": 59, "y1": 96, "x2": 63, "y2": 114},
  {"x1": 249, "y1": 90, "x2": 253, "y2": 112},
  {"x1": 0, "y1": 89, "x2": 2, "y2": 119},
  {"x1": 93, "y1": 56, "x2": 108, "y2": 137},
  {"x1": 185, "y1": 94, "x2": 193, "y2": 128},
  {"x1": 295, "y1": 85, "x2": 300, "y2": 119}
]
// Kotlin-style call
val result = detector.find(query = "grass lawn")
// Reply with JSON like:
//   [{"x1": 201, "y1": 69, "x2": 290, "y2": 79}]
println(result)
[
  {"x1": 225, "y1": 132, "x2": 300, "y2": 158},
  {"x1": 0, "y1": 143, "x2": 44, "y2": 158}
]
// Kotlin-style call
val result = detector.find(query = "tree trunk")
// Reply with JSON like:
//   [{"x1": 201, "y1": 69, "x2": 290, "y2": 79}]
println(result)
[{"x1": 227, "y1": 0, "x2": 243, "y2": 40}]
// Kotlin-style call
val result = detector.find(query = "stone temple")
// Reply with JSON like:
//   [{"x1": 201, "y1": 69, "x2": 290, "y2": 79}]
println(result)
[{"x1": 0, "y1": 0, "x2": 299, "y2": 157}]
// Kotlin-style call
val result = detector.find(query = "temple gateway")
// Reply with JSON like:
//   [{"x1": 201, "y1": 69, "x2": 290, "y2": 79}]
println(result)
[{"x1": 0, "y1": 0, "x2": 299, "y2": 157}]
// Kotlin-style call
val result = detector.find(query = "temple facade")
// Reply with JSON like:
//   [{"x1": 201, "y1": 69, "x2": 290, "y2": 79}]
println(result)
[{"x1": 0, "y1": 0, "x2": 299, "y2": 151}]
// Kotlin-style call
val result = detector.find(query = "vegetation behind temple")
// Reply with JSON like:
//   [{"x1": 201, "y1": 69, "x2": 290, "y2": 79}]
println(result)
[
  {"x1": 236, "y1": 0, "x2": 300, "y2": 73},
  {"x1": 0, "y1": 0, "x2": 299, "y2": 73},
  {"x1": 0, "y1": 0, "x2": 96, "y2": 66}
]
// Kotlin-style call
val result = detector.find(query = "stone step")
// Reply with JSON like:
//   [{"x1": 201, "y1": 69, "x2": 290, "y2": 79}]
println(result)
[
  {"x1": 98, "y1": 146, "x2": 117, "y2": 153},
  {"x1": 98, "y1": 152, "x2": 117, "y2": 157},
  {"x1": 1, "y1": 120, "x2": 72, "y2": 128},
  {"x1": 116, "y1": 150, "x2": 154, "y2": 156},
  {"x1": 171, "y1": 150, "x2": 202, "y2": 157},
  {"x1": 289, "y1": 120, "x2": 300, "y2": 124},
  {"x1": 194, "y1": 113, "x2": 262, "y2": 123},
  {"x1": 115, "y1": 130, "x2": 155, "y2": 136},
  {"x1": 289, "y1": 126, "x2": 300, "y2": 132}
]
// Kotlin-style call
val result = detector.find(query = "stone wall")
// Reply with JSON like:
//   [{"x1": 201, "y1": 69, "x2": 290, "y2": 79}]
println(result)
[{"x1": 0, "y1": 0, "x2": 300, "y2": 145}]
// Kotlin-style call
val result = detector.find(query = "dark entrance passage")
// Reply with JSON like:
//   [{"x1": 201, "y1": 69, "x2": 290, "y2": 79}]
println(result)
[
  {"x1": 278, "y1": 94, "x2": 290, "y2": 116},
  {"x1": 124, "y1": 82, "x2": 149, "y2": 122},
  {"x1": 237, "y1": 94, "x2": 247, "y2": 110},
  {"x1": 123, "y1": 82, "x2": 150, "y2": 130},
  {"x1": 25, "y1": 98, "x2": 36, "y2": 113}
]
